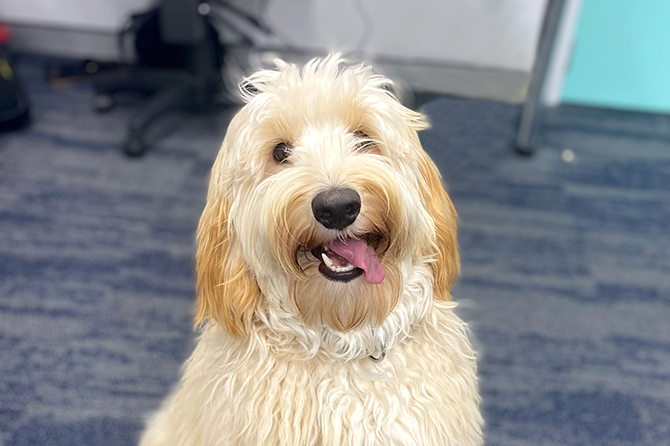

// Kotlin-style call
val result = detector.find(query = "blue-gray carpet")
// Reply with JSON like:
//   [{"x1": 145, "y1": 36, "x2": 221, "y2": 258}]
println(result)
[{"x1": 2, "y1": 58, "x2": 670, "y2": 446}]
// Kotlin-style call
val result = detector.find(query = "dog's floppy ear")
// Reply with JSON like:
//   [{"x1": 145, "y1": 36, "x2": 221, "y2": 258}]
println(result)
[
  {"x1": 415, "y1": 148, "x2": 460, "y2": 301},
  {"x1": 194, "y1": 195, "x2": 260, "y2": 336}
]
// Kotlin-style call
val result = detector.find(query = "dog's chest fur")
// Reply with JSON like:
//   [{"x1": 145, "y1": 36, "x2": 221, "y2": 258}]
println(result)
[{"x1": 140, "y1": 303, "x2": 482, "y2": 446}]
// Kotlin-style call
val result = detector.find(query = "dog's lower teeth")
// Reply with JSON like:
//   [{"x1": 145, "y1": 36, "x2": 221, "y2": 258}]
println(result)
[{"x1": 331, "y1": 264, "x2": 354, "y2": 273}]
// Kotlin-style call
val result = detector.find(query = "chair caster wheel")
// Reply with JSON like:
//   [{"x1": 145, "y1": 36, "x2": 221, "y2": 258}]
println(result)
[
  {"x1": 122, "y1": 133, "x2": 147, "y2": 157},
  {"x1": 513, "y1": 143, "x2": 534, "y2": 157},
  {"x1": 92, "y1": 93, "x2": 115, "y2": 113}
]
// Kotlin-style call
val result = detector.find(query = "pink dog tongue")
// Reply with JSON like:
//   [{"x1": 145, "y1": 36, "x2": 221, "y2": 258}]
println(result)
[{"x1": 328, "y1": 239, "x2": 385, "y2": 284}]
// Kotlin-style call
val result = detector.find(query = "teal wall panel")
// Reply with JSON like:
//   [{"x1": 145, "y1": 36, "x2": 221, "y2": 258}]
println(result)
[{"x1": 561, "y1": 0, "x2": 670, "y2": 113}]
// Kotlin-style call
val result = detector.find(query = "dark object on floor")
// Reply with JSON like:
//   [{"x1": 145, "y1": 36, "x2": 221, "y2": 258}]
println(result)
[
  {"x1": 45, "y1": 59, "x2": 127, "y2": 87},
  {"x1": 93, "y1": 0, "x2": 226, "y2": 157},
  {"x1": 0, "y1": 24, "x2": 30, "y2": 131}
]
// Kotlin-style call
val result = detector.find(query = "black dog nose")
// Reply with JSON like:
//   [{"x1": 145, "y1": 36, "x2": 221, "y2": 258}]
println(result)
[{"x1": 311, "y1": 188, "x2": 361, "y2": 230}]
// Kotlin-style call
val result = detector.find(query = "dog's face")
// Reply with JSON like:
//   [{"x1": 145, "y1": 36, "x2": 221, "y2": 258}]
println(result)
[{"x1": 195, "y1": 56, "x2": 459, "y2": 336}]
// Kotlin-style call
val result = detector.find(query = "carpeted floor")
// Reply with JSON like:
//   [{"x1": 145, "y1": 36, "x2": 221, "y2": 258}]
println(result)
[{"x1": 2, "y1": 57, "x2": 670, "y2": 446}]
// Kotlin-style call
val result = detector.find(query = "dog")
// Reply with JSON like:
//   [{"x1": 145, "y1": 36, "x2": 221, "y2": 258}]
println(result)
[{"x1": 139, "y1": 54, "x2": 483, "y2": 446}]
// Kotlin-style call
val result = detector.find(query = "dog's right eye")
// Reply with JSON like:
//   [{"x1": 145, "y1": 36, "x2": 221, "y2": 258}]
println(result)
[{"x1": 273, "y1": 142, "x2": 292, "y2": 164}]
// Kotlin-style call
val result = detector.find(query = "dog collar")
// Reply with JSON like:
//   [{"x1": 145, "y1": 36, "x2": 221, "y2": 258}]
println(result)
[{"x1": 368, "y1": 341, "x2": 386, "y2": 362}]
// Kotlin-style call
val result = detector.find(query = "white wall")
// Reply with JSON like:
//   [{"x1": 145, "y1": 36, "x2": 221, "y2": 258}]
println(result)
[
  {"x1": 0, "y1": 0, "x2": 153, "y2": 32},
  {"x1": 265, "y1": 0, "x2": 547, "y2": 72},
  {"x1": 1, "y1": 0, "x2": 546, "y2": 73}
]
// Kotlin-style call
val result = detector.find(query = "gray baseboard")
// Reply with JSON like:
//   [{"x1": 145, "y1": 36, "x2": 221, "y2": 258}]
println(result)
[
  {"x1": 7, "y1": 23, "x2": 529, "y2": 103},
  {"x1": 233, "y1": 49, "x2": 530, "y2": 104},
  {"x1": 375, "y1": 58, "x2": 529, "y2": 104},
  {"x1": 8, "y1": 23, "x2": 121, "y2": 61}
]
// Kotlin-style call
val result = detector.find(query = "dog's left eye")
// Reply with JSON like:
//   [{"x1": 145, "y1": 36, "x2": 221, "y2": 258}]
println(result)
[
  {"x1": 353, "y1": 130, "x2": 372, "y2": 151},
  {"x1": 273, "y1": 142, "x2": 292, "y2": 163}
]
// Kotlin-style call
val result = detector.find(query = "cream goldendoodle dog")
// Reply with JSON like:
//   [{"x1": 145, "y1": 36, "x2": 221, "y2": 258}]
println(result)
[{"x1": 140, "y1": 55, "x2": 483, "y2": 446}]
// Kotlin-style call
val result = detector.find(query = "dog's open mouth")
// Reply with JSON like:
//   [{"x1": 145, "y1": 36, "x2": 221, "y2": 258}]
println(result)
[{"x1": 310, "y1": 236, "x2": 385, "y2": 284}]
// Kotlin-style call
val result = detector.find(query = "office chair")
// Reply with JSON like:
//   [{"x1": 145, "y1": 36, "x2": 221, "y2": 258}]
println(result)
[{"x1": 93, "y1": 0, "x2": 225, "y2": 157}]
